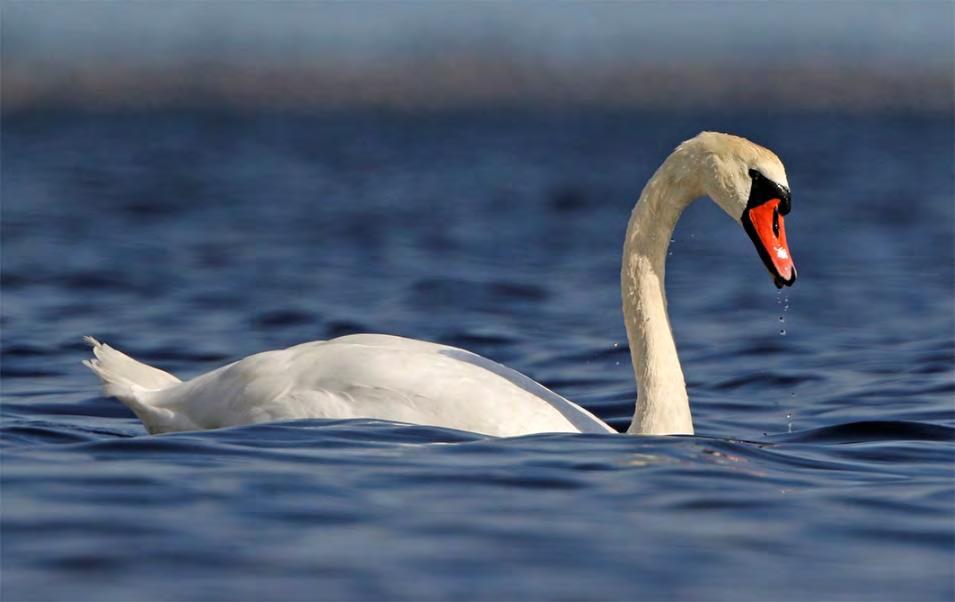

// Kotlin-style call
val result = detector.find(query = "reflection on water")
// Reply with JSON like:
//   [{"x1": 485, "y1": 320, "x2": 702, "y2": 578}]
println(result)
[{"x1": 2, "y1": 110, "x2": 953, "y2": 601}]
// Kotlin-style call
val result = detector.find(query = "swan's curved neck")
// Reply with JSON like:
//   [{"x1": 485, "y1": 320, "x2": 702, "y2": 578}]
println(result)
[{"x1": 622, "y1": 151, "x2": 703, "y2": 435}]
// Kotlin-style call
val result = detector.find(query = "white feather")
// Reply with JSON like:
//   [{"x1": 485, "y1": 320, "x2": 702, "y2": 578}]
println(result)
[{"x1": 83, "y1": 132, "x2": 790, "y2": 437}]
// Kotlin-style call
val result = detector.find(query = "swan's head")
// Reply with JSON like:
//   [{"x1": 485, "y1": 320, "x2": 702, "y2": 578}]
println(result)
[{"x1": 685, "y1": 131, "x2": 797, "y2": 288}]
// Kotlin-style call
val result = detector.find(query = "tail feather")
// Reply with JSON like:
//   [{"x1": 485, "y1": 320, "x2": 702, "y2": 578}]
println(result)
[
  {"x1": 83, "y1": 336, "x2": 180, "y2": 415},
  {"x1": 84, "y1": 337, "x2": 187, "y2": 434},
  {"x1": 83, "y1": 336, "x2": 181, "y2": 390}
]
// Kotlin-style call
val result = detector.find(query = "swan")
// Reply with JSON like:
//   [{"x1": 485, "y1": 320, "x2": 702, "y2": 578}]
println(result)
[{"x1": 84, "y1": 131, "x2": 796, "y2": 437}]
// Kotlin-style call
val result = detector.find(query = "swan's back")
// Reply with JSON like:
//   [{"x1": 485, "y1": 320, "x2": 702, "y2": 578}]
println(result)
[{"x1": 92, "y1": 334, "x2": 614, "y2": 436}]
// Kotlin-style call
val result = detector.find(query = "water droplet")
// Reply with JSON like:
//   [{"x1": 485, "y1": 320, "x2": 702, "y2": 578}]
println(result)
[
  {"x1": 670, "y1": 238, "x2": 675, "y2": 243},
  {"x1": 612, "y1": 342, "x2": 619, "y2": 348},
  {"x1": 778, "y1": 316, "x2": 785, "y2": 322},
  {"x1": 779, "y1": 329, "x2": 787, "y2": 336}
]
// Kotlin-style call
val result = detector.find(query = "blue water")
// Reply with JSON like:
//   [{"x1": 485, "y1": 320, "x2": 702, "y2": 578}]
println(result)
[{"x1": 2, "y1": 110, "x2": 953, "y2": 601}]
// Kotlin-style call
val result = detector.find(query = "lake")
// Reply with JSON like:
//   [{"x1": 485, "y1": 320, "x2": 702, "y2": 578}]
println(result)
[{"x1": 2, "y1": 109, "x2": 953, "y2": 600}]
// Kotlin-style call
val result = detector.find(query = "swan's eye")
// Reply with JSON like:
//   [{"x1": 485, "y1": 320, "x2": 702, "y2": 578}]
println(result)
[{"x1": 746, "y1": 168, "x2": 791, "y2": 215}]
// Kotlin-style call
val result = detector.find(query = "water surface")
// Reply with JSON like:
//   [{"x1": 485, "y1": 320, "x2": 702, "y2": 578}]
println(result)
[{"x1": 2, "y1": 110, "x2": 953, "y2": 600}]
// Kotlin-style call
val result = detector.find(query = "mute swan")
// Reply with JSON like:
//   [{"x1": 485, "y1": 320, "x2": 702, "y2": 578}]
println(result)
[{"x1": 85, "y1": 131, "x2": 796, "y2": 436}]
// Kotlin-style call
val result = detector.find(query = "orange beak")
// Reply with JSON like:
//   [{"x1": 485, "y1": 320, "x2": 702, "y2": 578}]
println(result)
[{"x1": 743, "y1": 199, "x2": 796, "y2": 288}]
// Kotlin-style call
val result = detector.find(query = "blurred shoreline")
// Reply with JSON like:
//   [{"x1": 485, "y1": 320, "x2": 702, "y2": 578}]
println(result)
[{"x1": 4, "y1": 59, "x2": 952, "y2": 114}]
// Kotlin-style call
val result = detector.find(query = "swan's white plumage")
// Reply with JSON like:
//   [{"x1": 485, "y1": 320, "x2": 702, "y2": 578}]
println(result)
[
  {"x1": 84, "y1": 334, "x2": 614, "y2": 436},
  {"x1": 85, "y1": 131, "x2": 792, "y2": 437}
]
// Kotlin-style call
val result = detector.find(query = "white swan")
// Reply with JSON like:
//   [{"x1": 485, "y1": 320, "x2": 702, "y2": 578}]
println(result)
[{"x1": 85, "y1": 132, "x2": 796, "y2": 437}]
